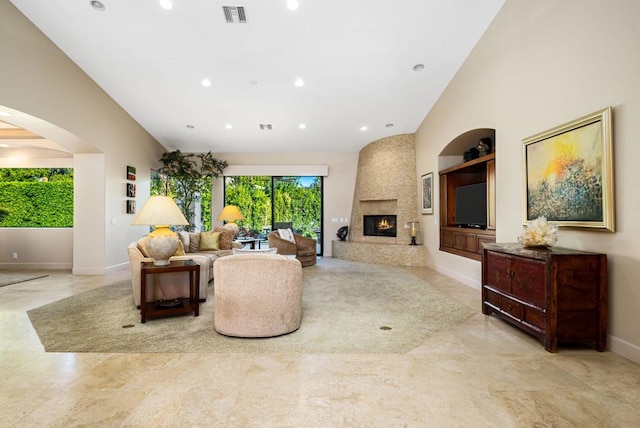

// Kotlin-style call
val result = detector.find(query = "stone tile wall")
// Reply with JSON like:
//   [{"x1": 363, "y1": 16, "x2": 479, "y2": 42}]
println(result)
[{"x1": 333, "y1": 133, "x2": 425, "y2": 267}]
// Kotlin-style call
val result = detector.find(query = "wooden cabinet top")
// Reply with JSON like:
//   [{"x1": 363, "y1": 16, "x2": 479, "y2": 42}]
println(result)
[
  {"x1": 439, "y1": 153, "x2": 495, "y2": 175},
  {"x1": 482, "y1": 242, "x2": 606, "y2": 261}
]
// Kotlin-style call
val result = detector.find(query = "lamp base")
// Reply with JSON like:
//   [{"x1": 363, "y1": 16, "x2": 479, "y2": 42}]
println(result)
[
  {"x1": 223, "y1": 221, "x2": 240, "y2": 238},
  {"x1": 410, "y1": 237, "x2": 417, "y2": 246},
  {"x1": 145, "y1": 225, "x2": 179, "y2": 266}
]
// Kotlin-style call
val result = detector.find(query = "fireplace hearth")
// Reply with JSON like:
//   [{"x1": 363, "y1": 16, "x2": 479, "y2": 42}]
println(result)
[{"x1": 363, "y1": 215, "x2": 397, "y2": 237}]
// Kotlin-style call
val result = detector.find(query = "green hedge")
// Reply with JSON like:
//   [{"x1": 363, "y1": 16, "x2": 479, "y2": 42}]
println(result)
[{"x1": 0, "y1": 181, "x2": 74, "y2": 227}]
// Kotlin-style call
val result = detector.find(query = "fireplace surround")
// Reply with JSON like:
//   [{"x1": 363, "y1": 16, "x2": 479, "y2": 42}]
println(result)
[{"x1": 333, "y1": 133, "x2": 426, "y2": 267}]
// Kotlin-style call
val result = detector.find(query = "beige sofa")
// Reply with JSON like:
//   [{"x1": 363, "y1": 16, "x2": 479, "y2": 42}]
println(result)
[{"x1": 213, "y1": 253, "x2": 303, "y2": 337}]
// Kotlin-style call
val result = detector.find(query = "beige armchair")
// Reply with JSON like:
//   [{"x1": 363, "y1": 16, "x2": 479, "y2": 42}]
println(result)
[
  {"x1": 213, "y1": 253, "x2": 303, "y2": 337},
  {"x1": 267, "y1": 231, "x2": 317, "y2": 266},
  {"x1": 127, "y1": 241, "x2": 212, "y2": 307}
]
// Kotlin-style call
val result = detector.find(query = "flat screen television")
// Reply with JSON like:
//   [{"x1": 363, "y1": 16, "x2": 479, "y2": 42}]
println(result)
[{"x1": 455, "y1": 182, "x2": 487, "y2": 228}]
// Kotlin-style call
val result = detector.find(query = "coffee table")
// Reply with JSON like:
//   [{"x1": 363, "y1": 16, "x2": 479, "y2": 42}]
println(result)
[{"x1": 236, "y1": 238, "x2": 258, "y2": 249}]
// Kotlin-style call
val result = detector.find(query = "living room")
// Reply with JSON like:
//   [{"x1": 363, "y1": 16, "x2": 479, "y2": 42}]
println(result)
[
  {"x1": 1, "y1": 0, "x2": 639, "y2": 361},
  {"x1": 2, "y1": 0, "x2": 640, "y2": 425}
]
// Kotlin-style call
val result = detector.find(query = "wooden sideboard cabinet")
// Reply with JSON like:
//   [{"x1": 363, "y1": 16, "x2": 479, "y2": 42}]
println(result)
[{"x1": 481, "y1": 243, "x2": 607, "y2": 352}]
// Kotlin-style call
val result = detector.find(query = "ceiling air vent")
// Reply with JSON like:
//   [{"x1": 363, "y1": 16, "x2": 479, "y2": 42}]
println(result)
[
  {"x1": 223, "y1": 6, "x2": 247, "y2": 23},
  {"x1": 259, "y1": 124, "x2": 273, "y2": 131}
]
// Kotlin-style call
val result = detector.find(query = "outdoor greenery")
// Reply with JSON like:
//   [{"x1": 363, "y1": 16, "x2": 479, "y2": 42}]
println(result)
[
  {"x1": 153, "y1": 150, "x2": 227, "y2": 231},
  {"x1": 0, "y1": 168, "x2": 74, "y2": 227},
  {"x1": 224, "y1": 176, "x2": 322, "y2": 238}
]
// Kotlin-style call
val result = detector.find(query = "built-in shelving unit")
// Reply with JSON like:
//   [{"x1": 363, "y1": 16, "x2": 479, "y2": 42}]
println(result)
[{"x1": 439, "y1": 152, "x2": 495, "y2": 261}]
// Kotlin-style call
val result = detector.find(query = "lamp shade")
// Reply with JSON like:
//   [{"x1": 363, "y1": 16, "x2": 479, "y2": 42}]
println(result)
[
  {"x1": 131, "y1": 196, "x2": 188, "y2": 266},
  {"x1": 132, "y1": 196, "x2": 189, "y2": 226},
  {"x1": 217, "y1": 205, "x2": 245, "y2": 222}
]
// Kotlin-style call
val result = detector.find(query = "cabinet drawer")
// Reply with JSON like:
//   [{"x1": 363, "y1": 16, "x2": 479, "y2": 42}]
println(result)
[
  {"x1": 512, "y1": 258, "x2": 545, "y2": 307},
  {"x1": 485, "y1": 251, "x2": 512, "y2": 292},
  {"x1": 501, "y1": 296, "x2": 523, "y2": 320},
  {"x1": 484, "y1": 288, "x2": 501, "y2": 307},
  {"x1": 524, "y1": 307, "x2": 545, "y2": 330}
]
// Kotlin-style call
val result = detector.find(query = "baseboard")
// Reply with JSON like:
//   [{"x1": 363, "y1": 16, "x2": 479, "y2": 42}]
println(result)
[
  {"x1": 608, "y1": 335, "x2": 640, "y2": 364},
  {"x1": 106, "y1": 262, "x2": 129, "y2": 274},
  {"x1": 0, "y1": 262, "x2": 72, "y2": 270},
  {"x1": 426, "y1": 261, "x2": 481, "y2": 290}
]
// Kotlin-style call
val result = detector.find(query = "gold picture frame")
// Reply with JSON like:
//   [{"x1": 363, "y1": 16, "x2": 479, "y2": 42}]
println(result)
[{"x1": 522, "y1": 107, "x2": 614, "y2": 231}]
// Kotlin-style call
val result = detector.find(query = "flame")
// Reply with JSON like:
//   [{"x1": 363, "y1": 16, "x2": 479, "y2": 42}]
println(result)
[{"x1": 377, "y1": 219, "x2": 394, "y2": 230}]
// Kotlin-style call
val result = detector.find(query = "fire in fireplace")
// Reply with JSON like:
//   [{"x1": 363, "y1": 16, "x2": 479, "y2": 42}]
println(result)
[{"x1": 363, "y1": 215, "x2": 397, "y2": 237}]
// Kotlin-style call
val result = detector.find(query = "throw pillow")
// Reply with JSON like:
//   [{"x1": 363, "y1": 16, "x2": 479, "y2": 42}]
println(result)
[
  {"x1": 278, "y1": 228, "x2": 296, "y2": 243},
  {"x1": 137, "y1": 237, "x2": 151, "y2": 257},
  {"x1": 177, "y1": 231, "x2": 190, "y2": 252},
  {"x1": 232, "y1": 247, "x2": 278, "y2": 255},
  {"x1": 173, "y1": 240, "x2": 186, "y2": 256},
  {"x1": 188, "y1": 233, "x2": 200, "y2": 253},
  {"x1": 213, "y1": 226, "x2": 235, "y2": 250},
  {"x1": 199, "y1": 231, "x2": 221, "y2": 251}
]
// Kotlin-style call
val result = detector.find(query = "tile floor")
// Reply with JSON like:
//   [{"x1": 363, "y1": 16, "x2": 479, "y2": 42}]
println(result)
[{"x1": 1, "y1": 261, "x2": 639, "y2": 427}]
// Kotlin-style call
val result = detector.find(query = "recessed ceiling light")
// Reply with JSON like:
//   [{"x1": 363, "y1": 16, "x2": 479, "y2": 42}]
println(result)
[
  {"x1": 294, "y1": 78, "x2": 304, "y2": 87},
  {"x1": 286, "y1": 0, "x2": 300, "y2": 11},
  {"x1": 385, "y1": 123, "x2": 394, "y2": 128},
  {"x1": 186, "y1": 124, "x2": 195, "y2": 129},
  {"x1": 225, "y1": 124, "x2": 232, "y2": 129},
  {"x1": 0, "y1": 111, "x2": 12, "y2": 117},
  {"x1": 201, "y1": 78, "x2": 212, "y2": 87},
  {"x1": 298, "y1": 123, "x2": 306, "y2": 129},
  {"x1": 360, "y1": 126, "x2": 368, "y2": 131},
  {"x1": 159, "y1": 0, "x2": 173, "y2": 10},
  {"x1": 90, "y1": 1, "x2": 105, "y2": 11},
  {"x1": 0, "y1": 144, "x2": 10, "y2": 148},
  {"x1": 413, "y1": 64, "x2": 425, "y2": 71}
]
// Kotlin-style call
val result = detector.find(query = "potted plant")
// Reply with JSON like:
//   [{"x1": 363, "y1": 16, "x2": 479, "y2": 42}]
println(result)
[{"x1": 157, "y1": 150, "x2": 227, "y2": 231}]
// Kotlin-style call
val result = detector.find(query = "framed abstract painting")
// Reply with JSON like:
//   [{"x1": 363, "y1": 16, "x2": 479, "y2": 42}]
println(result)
[{"x1": 522, "y1": 107, "x2": 614, "y2": 231}]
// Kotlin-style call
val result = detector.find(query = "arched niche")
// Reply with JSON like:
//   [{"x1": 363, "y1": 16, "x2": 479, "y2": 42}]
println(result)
[
  {"x1": 438, "y1": 128, "x2": 495, "y2": 171},
  {"x1": 437, "y1": 128, "x2": 496, "y2": 261}
]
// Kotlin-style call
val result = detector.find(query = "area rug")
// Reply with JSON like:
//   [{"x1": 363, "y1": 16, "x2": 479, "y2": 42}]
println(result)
[
  {"x1": 27, "y1": 259, "x2": 474, "y2": 354},
  {"x1": 0, "y1": 272, "x2": 49, "y2": 288}
]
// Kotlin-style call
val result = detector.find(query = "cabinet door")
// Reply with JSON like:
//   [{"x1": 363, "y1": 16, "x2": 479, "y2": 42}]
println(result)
[
  {"x1": 511, "y1": 258, "x2": 545, "y2": 307},
  {"x1": 441, "y1": 230, "x2": 455, "y2": 248},
  {"x1": 485, "y1": 251, "x2": 512, "y2": 292}
]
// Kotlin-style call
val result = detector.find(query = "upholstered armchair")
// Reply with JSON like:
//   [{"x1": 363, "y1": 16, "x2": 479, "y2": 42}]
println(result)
[
  {"x1": 268, "y1": 231, "x2": 317, "y2": 266},
  {"x1": 213, "y1": 253, "x2": 303, "y2": 337}
]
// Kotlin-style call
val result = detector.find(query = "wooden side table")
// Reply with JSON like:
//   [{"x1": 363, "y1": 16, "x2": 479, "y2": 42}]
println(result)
[{"x1": 140, "y1": 259, "x2": 200, "y2": 323}]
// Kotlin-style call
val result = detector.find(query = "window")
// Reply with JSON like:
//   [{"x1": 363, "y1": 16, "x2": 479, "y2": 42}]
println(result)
[
  {"x1": 0, "y1": 168, "x2": 74, "y2": 227},
  {"x1": 224, "y1": 176, "x2": 323, "y2": 254}
]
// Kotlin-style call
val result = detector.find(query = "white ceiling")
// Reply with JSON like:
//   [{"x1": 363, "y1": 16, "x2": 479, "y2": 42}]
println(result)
[{"x1": 9, "y1": 0, "x2": 504, "y2": 153}]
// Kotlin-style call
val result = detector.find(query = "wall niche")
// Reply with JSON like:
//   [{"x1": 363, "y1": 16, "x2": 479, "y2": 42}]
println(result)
[{"x1": 438, "y1": 128, "x2": 496, "y2": 261}]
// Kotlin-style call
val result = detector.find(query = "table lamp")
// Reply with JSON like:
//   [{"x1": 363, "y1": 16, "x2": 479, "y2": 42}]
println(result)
[
  {"x1": 405, "y1": 221, "x2": 419, "y2": 246},
  {"x1": 132, "y1": 196, "x2": 189, "y2": 265},
  {"x1": 217, "y1": 205, "x2": 244, "y2": 236}
]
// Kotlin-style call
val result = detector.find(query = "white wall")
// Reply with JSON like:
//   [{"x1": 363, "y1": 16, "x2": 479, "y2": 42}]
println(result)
[
  {"x1": 415, "y1": 0, "x2": 640, "y2": 361},
  {"x1": 211, "y1": 152, "x2": 359, "y2": 256},
  {"x1": 0, "y1": 0, "x2": 166, "y2": 273}
]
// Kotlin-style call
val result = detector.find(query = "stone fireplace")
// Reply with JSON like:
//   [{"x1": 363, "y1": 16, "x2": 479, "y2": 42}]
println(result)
[{"x1": 332, "y1": 133, "x2": 426, "y2": 267}]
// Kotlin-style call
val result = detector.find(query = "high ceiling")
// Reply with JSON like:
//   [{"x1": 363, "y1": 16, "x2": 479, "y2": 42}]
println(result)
[{"x1": 9, "y1": 0, "x2": 504, "y2": 153}]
